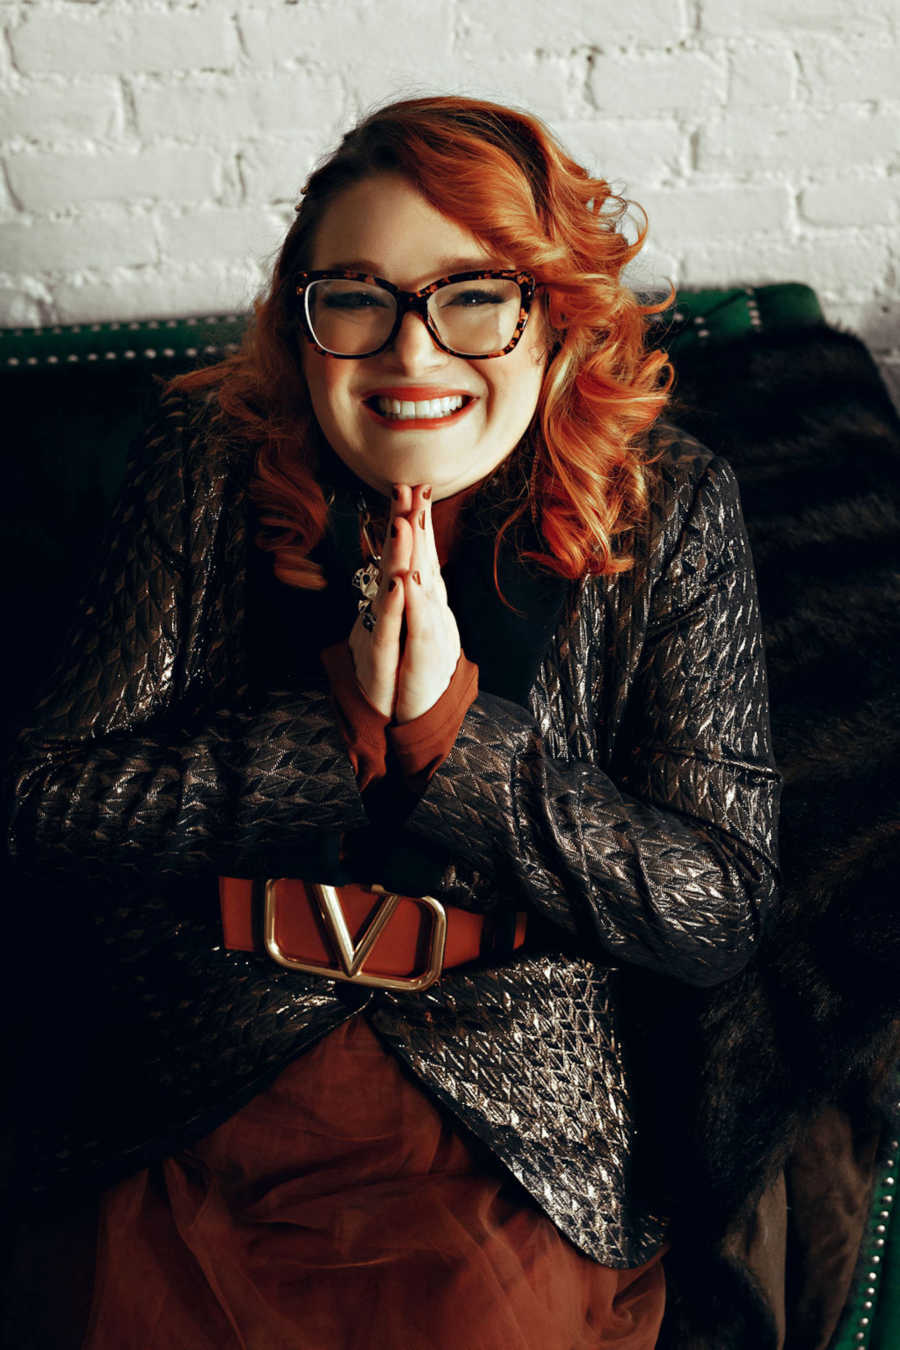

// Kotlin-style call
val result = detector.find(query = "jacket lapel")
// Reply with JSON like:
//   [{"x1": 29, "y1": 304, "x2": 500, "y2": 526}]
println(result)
[{"x1": 443, "y1": 485, "x2": 570, "y2": 709}]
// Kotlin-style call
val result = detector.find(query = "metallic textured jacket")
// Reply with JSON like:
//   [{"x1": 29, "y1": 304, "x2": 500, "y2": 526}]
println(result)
[{"x1": 9, "y1": 391, "x2": 781, "y2": 1267}]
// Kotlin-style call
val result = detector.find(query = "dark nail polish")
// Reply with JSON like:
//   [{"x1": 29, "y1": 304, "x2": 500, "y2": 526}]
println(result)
[
  {"x1": 418, "y1": 511, "x2": 425, "y2": 529},
  {"x1": 412, "y1": 570, "x2": 421, "y2": 585},
  {"x1": 388, "y1": 578, "x2": 397, "y2": 592},
  {"x1": 390, "y1": 522, "x2": 398, "y2": 538},
  {"x1": 423, "y1": 486, "x2": 432, "y2": 500},
  {"x1": 391, "y1": 486, "x2": 400, "y2": 500}
]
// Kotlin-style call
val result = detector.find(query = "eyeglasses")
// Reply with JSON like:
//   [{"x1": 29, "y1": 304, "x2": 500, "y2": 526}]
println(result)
[{"x1": 294, "y1": 268, "x2": 536, "y2": 359}]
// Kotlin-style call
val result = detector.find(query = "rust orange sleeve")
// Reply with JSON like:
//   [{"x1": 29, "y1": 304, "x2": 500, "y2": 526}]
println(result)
[
  {"x1": 320, "y1": 639, "x2": 390, "y2": 792},
  {"x1": 389, "y1": 653, "x2": 479, "y2": 794},
  {"x1": 321, "y1": 641, "x2": 479, "y2": 795}
]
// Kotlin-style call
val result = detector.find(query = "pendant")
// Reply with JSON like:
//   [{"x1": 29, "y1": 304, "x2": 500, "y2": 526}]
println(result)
[
  {"x1": 352, "y1": 490, "x2": 383, "y2": 629},
  {"x1": 352, "y1": 558, "x2": 382, "y2": 603},
  {"x1": 352, "y1": 557, "x2": 381, "y2": 631}
]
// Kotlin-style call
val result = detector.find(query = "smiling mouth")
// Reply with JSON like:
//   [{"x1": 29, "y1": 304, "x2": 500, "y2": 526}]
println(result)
[
  {"x1": 368, "y1": 394, "x2": 470, "y2": 419},
  {"x1": 363, "y1": 394, "x2": 475, "y2": 427}
]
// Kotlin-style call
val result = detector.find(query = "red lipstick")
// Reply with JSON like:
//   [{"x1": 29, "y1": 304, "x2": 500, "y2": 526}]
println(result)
[
  {"x1": 362, "y1": 386, "x2": 477, "y2": 430},
  {"x1": 363, "y1": 385, "x2": 474, "y2": 399}
]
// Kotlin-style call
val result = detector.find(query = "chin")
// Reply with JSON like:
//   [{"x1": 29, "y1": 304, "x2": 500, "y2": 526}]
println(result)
[{"x1": 352, "y1": 442, "x2": 459, "y2": 489}]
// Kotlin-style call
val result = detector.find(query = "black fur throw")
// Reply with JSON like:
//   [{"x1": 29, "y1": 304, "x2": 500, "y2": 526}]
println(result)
[{"x1": 621, "y1": 322, "x2": 900, "y2": 1347}]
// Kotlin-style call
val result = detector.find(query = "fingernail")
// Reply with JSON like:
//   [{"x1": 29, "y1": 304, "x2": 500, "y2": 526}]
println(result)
[
  {"x1": 418, "y1": 511, "x2": 425, "y2": 529},
  {"x1": 423, "y1": 486, "x2": 432, "y2": 500},
  {"x1": 388, "y1": 578, "x2": 397, "y2": 592},
  {"x1": 412, "y1": 570, "x2": 421, "y2": 585},
  {"x1": 390, "y1": 522, "x2": 398, "y2": 538},
  {"x1": 391, "y1": 486, "x2": 400, "y2": 500}
]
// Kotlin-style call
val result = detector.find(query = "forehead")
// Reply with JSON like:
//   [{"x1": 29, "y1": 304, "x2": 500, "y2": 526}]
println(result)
[{"x1": 309, "y1": 172, "x2": 497, "y2": 287}]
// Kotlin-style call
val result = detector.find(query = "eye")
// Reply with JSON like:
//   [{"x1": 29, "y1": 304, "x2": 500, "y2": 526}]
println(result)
[
  {"x1": 441, "y1": 287, "x2": 507, "y2": 308},
  {"x1": 321, "y1": 288, "x2": 390, "y2": 310}
]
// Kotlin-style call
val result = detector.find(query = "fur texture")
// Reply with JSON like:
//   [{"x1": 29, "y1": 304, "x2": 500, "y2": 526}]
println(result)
[{"x1": 625, "y1": 323, "x2": 900, "y2": 1346}]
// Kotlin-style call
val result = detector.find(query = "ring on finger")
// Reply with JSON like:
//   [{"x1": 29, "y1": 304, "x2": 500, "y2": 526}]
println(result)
[{"x1": 353, "y1": 558, "x2": 382, "y2": 632}]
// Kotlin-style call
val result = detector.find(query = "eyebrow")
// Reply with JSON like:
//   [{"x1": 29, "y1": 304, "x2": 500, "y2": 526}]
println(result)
[{"x1": 319, "y1": 255, "x2": 507, "y2": 282}]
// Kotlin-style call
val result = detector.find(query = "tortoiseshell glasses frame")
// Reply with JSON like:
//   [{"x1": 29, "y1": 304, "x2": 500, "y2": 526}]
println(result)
[{"x1": 294, "y1": 268, "x2": 537, "y2": 359}]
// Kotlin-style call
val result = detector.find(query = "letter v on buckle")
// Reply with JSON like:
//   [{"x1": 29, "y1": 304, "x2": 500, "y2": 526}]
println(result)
[{"x1": 263, "y1": 881, "x2": 447, "y2": 992}]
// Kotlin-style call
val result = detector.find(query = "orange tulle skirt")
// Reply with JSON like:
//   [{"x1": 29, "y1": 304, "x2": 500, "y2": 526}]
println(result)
[{"x1": 84, "y1": 1015, "x2": 666, "y2": 1349}]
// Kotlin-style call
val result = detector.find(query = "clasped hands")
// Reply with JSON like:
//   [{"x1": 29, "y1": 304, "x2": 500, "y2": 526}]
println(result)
[{"x1": 348, "y1": 483, "x2": 461, "y2": 723}]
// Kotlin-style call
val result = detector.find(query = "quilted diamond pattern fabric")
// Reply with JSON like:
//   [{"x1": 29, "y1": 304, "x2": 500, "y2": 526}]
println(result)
[
  {"x1": 7, "y1": 393, "x2": 780, "y2": 1267},
  {"x1": 11, "y1": 392, "x2": 369, "y2": 880},
  {"x1": 370, "y1": 957, "x2": 669, "y2": 1264},
  {"x1": 403, "y1": 443, "x2": 780, "y2": 988}
]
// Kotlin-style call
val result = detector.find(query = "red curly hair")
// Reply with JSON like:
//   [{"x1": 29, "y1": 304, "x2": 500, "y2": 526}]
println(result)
[{"x1": 171, "y1": 95, "x2": 673, "y2": 593}]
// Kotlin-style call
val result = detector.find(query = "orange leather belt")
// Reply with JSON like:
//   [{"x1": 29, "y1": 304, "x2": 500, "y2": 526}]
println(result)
[{"x1": 219, "y1": 877, "x2": 527, "y2": 993}]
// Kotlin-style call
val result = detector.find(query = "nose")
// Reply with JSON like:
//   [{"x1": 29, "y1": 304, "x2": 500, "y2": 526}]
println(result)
[{"x1": 384, "y1": 308, "x2": 446, "y2": 369}]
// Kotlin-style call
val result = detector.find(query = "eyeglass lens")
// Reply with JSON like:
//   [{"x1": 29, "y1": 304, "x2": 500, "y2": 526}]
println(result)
[{"x1": 304, "y1": 277, "x2": 523, "y2": 356}]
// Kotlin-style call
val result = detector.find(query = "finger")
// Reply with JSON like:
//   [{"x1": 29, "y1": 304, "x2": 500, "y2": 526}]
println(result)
[
  {"x1": 372, "y1": 556, "x2": 406, "y2": 629},
  {"x1": 383, "y1": 511, "x2": 413, "y2": 585},
  {"x1": 389, "y1": 482, "x2": 412, "y2": 521},
  {"x1": 403, "y1": 557, "x2": 459, "y2": 659},
  {"x1": 380, "y1": 484, "x2": 412, "y2": 578},
  {"x1": 402, "y1": 562, "x2": 430, "y2": 639},
  {"x1": 348, "y1": 594, "x2": 402, "y2": 717},
  {"x1": 399, "y1": 568, "x2": 461, "y2": 720},
  {"x1": 418, "y1": 484, "x2": 440, "y2": 578},
  {"x1": 408, "y1": 484, "x2": 438, "y2": 588},
  {"x1": 419, "y1": 486, "x2": 447, "y2": 600},
  {"x1": 348, "y1": 486, "x2": 413, "y2": 718},
  {"x1": 351, "y1": 550, "x2": 409, "y2": 714}
]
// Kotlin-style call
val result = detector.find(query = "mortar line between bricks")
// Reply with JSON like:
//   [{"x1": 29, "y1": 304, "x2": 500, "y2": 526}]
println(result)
[
  {"x1": 118, "y1": 75, "x2": 139, "y2": 143},
  {"x1": 232, "y1": 11, "x2": 250, "y2": 65},
  {"x1": 2, "y1": 20, "x2": 20, "y2": 75},
  {"x1": 1, "y1": 156, "x2": 23, "y2": 213},
  {"x1": 1, "y1": 0, "x2": 897, "y2": 341}
]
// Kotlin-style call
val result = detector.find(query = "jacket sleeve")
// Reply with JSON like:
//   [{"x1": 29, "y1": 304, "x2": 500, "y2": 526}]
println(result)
[
  {"x1": 6, "y1": 392, "x2": 368, "y2": 883},
  {"x1": 401, "y1": 456, "x2": 782, "y2": 988}
]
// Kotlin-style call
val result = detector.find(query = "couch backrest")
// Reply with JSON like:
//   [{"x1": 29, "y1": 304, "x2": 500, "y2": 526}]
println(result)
[{"x1": 1, "y1": 283, "x2": 824, "y2": 750}]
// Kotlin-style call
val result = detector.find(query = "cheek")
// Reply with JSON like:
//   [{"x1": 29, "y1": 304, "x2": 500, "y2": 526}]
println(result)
[
  {"x1": 304, "y1": 353, "x2": 352, "y2": 424},
  {"x1": 491, "y1": 346, "x2": 545, "y2": 422}
]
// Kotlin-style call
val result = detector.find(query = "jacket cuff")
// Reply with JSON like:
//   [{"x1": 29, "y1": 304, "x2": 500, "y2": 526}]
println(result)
[{"x1": 388, "y1": 652, "x2": 479, "y2": 793}]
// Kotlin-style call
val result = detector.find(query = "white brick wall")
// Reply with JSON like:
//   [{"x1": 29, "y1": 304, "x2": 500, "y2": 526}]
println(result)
[{"x1": 2, "y1": 0, "x2": 898, "y2": 405}]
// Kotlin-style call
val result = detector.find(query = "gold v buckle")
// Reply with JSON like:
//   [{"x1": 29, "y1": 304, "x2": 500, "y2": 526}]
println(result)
[{"x1": 263, "y1": 881, "x2": 447, "y2": 993}]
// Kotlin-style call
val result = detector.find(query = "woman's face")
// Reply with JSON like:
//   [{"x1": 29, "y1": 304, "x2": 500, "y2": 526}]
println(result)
[{"x1": 300, "y1": 173, "x2": 548, "y2": 500}]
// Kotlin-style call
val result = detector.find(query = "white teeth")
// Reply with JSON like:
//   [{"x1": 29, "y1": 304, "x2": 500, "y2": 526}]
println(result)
[{"x1": 375, "y1": 394, "x2": 466, "y2": 419}]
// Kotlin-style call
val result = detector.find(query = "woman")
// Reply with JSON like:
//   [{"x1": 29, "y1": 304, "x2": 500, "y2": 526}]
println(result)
[{"x1": 7, "y1": 97, "x2": 780, "y2": 1348}]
